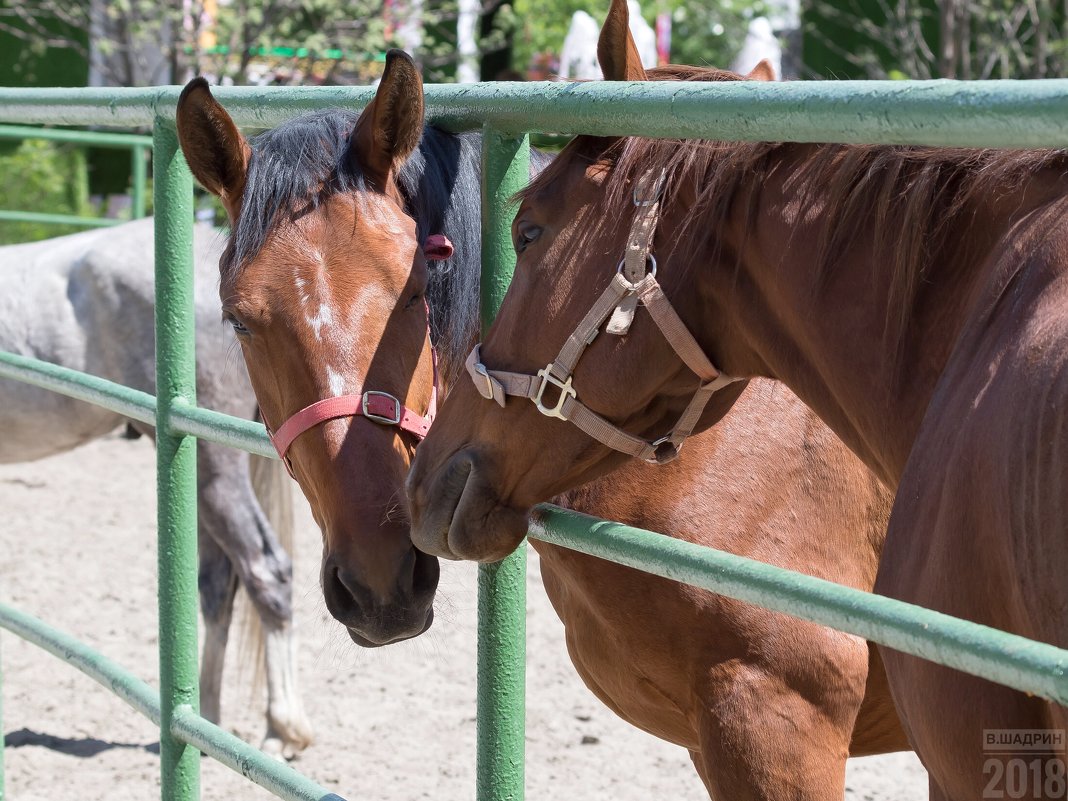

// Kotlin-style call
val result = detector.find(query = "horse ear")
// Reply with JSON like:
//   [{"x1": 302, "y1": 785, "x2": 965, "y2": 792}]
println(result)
[
  {"x1": 176, "y1": 78, "x2": 250, "y2": 221},
  {"x1": 598, "y1": 0, "x2": 648, "y2": 81},
  {"x1": 353, "y1": 49, "x2": 425, "y2": 189},
  {"x1": 745, "y1": 59, "x2": 777, "y2": 82}
]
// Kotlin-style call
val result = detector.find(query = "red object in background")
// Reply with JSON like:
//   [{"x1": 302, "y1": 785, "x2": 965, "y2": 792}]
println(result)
[
  {"x1": 656, "y1": 13, "x2": 671, "y2": 66},
  {"x1": 383, "y1": 0, "x2": 395, "y2": 39},
  {"x1": 527, "y1": 51, "x2": 558, "y2": 80}
]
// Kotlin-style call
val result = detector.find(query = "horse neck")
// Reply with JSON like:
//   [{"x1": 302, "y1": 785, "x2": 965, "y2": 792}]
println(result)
[{"x1": 702, "y1": 145, "x2": 1065, "y2": 487}]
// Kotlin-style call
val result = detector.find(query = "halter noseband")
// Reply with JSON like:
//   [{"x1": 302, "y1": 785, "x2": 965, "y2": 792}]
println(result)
[
  {"x1": 465, "y1": 170, "x2": 740, "y2": 465},
  {"x1": 263, "y1": 236, "x2": 452, "y2": 479}
]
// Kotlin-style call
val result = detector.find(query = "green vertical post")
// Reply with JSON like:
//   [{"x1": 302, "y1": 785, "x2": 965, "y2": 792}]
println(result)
[
  {"x1": 152, "y1": 121, "x2": 199, "y2": 801},
  {"x1": 476, "y1": 125, "x2": 530, "y2": 801},
  {"x1": 131, "y1": 144, "x2": 147, "y2": 219}
]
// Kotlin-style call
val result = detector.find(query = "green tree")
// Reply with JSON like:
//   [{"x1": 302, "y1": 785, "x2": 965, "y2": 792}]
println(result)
[
  {"x1": 804, "y1": 0, "x2": 1068, "y2": 79},
  {"x1": 0, "y1": 140, "x2": 91, "y2": 244}
]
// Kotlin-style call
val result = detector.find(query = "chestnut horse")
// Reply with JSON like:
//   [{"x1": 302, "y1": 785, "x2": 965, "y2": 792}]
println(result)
[
  {"x1": 407, "y1": 2, "x2": 1068, "y2": 798},
  {"x1": 176, "y1": 54, "x2": 908, "y2": 798}
]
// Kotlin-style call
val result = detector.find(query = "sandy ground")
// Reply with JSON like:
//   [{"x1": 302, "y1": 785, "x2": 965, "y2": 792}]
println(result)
[{"x1": 0, "y1": 434, "x2": 929, "y2": 800}]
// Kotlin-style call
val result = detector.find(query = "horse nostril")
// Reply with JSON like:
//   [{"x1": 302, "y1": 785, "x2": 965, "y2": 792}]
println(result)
[
  {"x1": 411, "y1": 547, "x2": 440, "y2": 600},
  {"x1": 323, "y1": 563, "x2": 367, "y2": 620}
]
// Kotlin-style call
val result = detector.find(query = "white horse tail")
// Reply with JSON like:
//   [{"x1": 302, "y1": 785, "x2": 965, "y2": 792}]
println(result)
[
  {"x1": 242, "y1": 451, "x2": 312, "y2": 758},
  {"x1": 239, "y1": 451, "x2": 294, "y2": 692}
]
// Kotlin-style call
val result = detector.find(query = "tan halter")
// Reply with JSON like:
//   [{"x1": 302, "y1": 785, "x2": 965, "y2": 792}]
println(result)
[{"x1": 466, "y1": 169, "x2": 740, "y2": 464}]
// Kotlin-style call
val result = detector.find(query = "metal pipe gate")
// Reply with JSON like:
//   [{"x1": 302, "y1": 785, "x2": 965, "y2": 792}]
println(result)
[
  {"x1": 1, "y1": 79, "x2": 1068, "y2": 801},
  {"x1": 0, "y1": 124, "x2": 150, "y2": 228}
]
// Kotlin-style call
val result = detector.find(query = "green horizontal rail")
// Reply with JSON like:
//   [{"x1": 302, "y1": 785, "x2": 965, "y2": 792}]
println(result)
[
  {"x1": 0, "y1": 601, "x2": 160, "y2": 725},
  {"x1": 170, "y1": 399, "x2": 277, "y2": 459},
  {"x1": 0, "y1": 124, "x2": 152, "y2": 148},
  {"x1": 9, "y1": 337, "x2": 1068, "y2": 707},
  {"x1": 0, "y1": 352, "x2": 275, "y2": 457},
  {"x1": 0, "y1": 124, "x2": 150, "y2": 230},
  {"x1": 170, "y1": 707, "x2": 344, "y2": 801},
  {"x1": 528, "y1": 505, "x2": 1068, "y2": 705},
  {"x1": 0, "y1": 350, "x2": 157, "y2": 426},
  {"x1": 0, "y1": 603, "x2": 345, "y2": 801},
  {"x1": 3, "y1": 80, "x2": 1068, "y2": 147},
  {"x1": 0, "y1": 210, "x2": 122, "y2": 228}
]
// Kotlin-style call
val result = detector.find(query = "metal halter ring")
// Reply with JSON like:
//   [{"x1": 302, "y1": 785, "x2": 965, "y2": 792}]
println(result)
[
  {"x1": 645, "y1": 436, "x2": 680, "y2": 465},
  {"x1": 616, "y1": 254, "x2": 657, "y2": 283}
]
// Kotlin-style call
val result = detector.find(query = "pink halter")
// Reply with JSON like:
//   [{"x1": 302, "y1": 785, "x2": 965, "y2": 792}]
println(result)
[{"x1": 263, "y1": 235, "x2": 451, "y2": 478}]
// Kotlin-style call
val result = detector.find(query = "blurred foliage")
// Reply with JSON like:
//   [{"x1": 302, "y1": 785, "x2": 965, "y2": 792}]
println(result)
[
  {"x1": 0, "y1": 0, "x2": 89, "y2": 86},
  {"x1": 804, "y1": 0, "x2": 1068, "y2": 79},
  {"x1": 511, "y1": 0, "x2": 767, "y2": 76},
  {"x1": 0, "y1": 139, "x2": 92, "y2": 244},
  {"x1": 666, "y1": 0, "x2": 769, "y2": 69},
  {"x1": 198, "y1": 0, "x2": 390, "y2": 84}
]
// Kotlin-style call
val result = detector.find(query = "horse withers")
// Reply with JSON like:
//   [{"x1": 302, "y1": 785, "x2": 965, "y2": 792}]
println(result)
[
  {"x1": 407, "y1": 3, "x2": 1068, "y2": 798},
  {"x1": 0, "y1": 219, "x2": 312, "y2": 757}
]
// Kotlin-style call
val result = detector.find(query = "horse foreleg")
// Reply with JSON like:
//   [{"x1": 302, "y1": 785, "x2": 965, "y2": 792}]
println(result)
[
  {"x1": 198, "y1": 531, "x2": 239, "y2": 725},
  {"x1": 694, "y1": 660, "x2": 861, "y2": 801}
]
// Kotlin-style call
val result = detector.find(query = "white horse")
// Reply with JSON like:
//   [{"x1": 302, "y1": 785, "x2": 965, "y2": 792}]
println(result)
[{"x1": 0, "y1": 217, "x2": 312, "y2": 758}]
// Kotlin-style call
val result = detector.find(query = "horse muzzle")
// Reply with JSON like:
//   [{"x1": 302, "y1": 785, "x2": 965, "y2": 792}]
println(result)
[{"x1": 407, "y1": 447, "x2": 528, "y2": 562}]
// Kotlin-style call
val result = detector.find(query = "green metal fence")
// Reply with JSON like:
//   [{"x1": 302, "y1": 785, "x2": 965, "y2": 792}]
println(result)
[
  {"x1": 0, "y1": 124, "x2": 151, "y2": 229},
  {"x1": 2, "y1": 79, "x2": 1068, "y2": 801}
]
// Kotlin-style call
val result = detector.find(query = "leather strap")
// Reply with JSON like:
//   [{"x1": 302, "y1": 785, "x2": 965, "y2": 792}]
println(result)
[
  {"x1": 465, "y1": 169, "x2": 740, "y2": 465},
  {"x1": 269, "y1": 390, "x2": 435, "y2": 461}
]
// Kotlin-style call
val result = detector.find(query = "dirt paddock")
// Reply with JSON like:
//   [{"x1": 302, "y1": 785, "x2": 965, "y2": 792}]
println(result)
[{"x1": 0, "y1": 433, "x2": 927, "y2": 800}]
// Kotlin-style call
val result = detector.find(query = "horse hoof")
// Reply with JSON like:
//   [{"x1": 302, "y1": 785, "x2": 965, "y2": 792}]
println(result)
[
  {"x1": 260, "y1": 735, "x2": 287, "y2": 762},
  {"x1": 262, "y1": 721, "x2": 314, "y2": 761}
]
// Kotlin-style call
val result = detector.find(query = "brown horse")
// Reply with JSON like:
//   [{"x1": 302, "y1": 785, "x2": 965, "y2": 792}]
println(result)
[
  {"x1": 407, "y1": 3, "x2": 1068, "y2": 798},
  {"x1": 176, "y1": 53, "x2": 908, "y2": 798}
]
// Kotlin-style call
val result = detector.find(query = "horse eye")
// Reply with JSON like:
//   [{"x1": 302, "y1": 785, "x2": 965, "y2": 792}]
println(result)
[
  {"x1": 225, "y1": 315, "x2": 250, "y2": 336},
  {"x1": 404, "y1": 292, "x2": 423, "y2": 310},
  {"x1": 515, "y1": 224, "x2": 543, "y2": 254}
]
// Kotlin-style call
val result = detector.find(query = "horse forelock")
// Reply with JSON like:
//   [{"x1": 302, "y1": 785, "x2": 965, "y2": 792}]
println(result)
[{"x1": 222, "y1": 108, "x2": 368, "y2": 278}]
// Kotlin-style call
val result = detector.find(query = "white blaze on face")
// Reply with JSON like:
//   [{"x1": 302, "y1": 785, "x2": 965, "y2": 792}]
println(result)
[
  {"x1": 291, "y1": 253, "x2": 403, "y2": 401},
  {"x1": 327, "y1": 366, "x2": 347, "y2": 397},
  {"x1": 308, "y1": 303, "x2": 334, "y2": 341},
  {"x1": 294, "y1": 257, "x2": 349, "y2": 397}
]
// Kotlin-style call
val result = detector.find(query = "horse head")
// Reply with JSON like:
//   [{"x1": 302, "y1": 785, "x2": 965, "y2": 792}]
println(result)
[
  {"x1": 406, "y1": 0, "x2": 771, "y2": 562},
  {"x1": 177, "y1": 51, "x2": 440, "y2": 646}
]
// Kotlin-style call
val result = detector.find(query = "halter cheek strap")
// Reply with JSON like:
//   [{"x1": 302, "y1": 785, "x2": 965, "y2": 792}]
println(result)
[{"x1": 465, "y1": 170, "x2": 740, "y2": 465}]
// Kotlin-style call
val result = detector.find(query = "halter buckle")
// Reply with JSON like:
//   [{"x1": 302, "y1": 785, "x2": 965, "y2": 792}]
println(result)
[
  {"x1": 534, "y1": 365, "x2": 576, "y2": 420},
  {"x1": 633, "y1": 168, "x2": 667, "y2": 206},
  {"x1": 362, "y1": 391, "x2": 403, "y2": 426}
]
